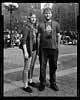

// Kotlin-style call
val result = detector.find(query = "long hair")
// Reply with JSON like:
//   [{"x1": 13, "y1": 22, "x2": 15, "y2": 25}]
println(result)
[{"x1": 27, "y1": 13, "x2": 38, "y2": 30}]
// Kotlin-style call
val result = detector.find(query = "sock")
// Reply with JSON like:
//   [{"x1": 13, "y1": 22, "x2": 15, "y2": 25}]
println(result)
[
  {"x1": 29, "y1": 79, "x2": 32, "y2": 83},
  {"x1": 24, "y1": 82, "x2": 28, "y2": 88}
]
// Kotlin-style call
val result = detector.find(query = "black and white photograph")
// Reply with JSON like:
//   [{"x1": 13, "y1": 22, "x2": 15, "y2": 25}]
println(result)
[{"x1": 2, "y1": 2, "x2": 78, "y2": 97}]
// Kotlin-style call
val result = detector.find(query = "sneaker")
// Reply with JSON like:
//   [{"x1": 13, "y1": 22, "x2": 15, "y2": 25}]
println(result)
[
  {"x1": 50, "y1": 83, "x2": 59, "y2": 91},
  {"x1": 28, "y1": 82, "x2": 36, "y2": 87},
  {"x1": 39, "y1": 84, "x2": 45, "y2": 91},
  {"x1": 23, "y1": 86, "x2": 32, "y2": 93}
]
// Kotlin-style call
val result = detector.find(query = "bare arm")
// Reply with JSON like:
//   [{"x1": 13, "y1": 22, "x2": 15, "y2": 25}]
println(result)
[
  {"x1": 22, "y1": 27, "x2": 29, "y2": 59},
  {"x1": 57, "y1": 33, "x2": 61, "y2": 46},
  {"x1": 23, "y1": 44, "x2": 29, "y2": 59},
  {"x1": 56, "y1": 23, "x2": 60, "y2": 46}
]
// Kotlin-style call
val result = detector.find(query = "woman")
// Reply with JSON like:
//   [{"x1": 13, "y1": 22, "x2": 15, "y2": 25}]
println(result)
[
  {"x1": 28, "y1": 13, "x2": 40, "y2": 86},
  {"x1": 21, "y1": 13, "x2": 39, "y2": 93}
]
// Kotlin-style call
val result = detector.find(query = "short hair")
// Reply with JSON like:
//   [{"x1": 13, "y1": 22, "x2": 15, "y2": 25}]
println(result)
[{"x1": 43, "y1": 7, "x2": 52, "y2": 14}]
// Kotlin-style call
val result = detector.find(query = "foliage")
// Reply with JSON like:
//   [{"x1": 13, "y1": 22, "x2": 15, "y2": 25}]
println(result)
[{"x1": 3, "y1": 3, "x2": 78, "y2": 32}]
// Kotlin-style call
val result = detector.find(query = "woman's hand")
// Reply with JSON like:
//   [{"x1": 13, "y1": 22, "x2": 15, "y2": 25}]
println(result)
[{"x1": 24, "y1": 52, "x2": 29, "y2": 59}]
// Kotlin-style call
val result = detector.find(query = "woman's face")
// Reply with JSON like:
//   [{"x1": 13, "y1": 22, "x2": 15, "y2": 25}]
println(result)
[{"x1": 30, "y1": 14, "x2": 37, "y2": 24}]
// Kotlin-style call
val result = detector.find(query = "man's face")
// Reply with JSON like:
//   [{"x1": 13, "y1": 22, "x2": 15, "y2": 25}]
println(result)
[
  {"x1": 44, "y1": 11, "x2": 52, "y2": 20},
  {"x1": 30, "y1": 14, "x2": 37, "y2": 24}
]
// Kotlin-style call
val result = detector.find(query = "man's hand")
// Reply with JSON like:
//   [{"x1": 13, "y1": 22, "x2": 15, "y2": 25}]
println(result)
[{"x1": 58, "y1": 33, "x2": 61, "y2": 46}]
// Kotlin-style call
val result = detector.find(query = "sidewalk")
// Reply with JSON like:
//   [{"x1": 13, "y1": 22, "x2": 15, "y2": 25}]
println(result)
[
  {"x1": 4, "y1": 45, "x2": 77, "y2": 97},
  {"x1": 4, "y1": 67, "x2": 77, "y2": 97}
]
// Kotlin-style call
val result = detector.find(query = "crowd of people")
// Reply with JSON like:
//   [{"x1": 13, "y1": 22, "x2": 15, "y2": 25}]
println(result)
[
  {"x1": 60, "y1": 31, "x2": 77, "y2": 45},
  {"x1": 4, "y1": 30, "x2": 23, "y2": 48},
  {"x1": 4, "y1": 29, "x2": 77, "y2": 49},
  {"x1": 4, "y1": 7, "x2": 77, "y2": 93}
]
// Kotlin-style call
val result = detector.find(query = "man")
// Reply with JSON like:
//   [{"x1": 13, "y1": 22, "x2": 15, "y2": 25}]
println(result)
[
  {"x1": 38, "y1": 8, "x2": 60, "y2": 91},
  {"x1": 21, "y1": 13, "x2": 39, "y2": 93}
]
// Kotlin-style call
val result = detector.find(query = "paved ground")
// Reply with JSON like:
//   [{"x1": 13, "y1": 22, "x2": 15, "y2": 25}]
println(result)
[{"x1": 3, "y1": 45, "x2": 77, "y2": 97}]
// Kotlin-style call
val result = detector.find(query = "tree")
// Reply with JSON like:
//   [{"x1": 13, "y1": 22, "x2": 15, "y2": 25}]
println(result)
[{"x1": 51, "y1": 3, "x2": 78, "y2": 31}]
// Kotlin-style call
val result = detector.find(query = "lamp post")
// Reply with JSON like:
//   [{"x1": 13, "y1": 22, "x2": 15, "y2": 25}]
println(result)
[
  {"x1": 3, "y1": 2, "x2": 19, "y2": 47},
  {"x1": 30, "y1": 3, "x2": 34, "y2": 13},
  {"x1": 74, "y1": 3, "x2": 78, "y2": 32},
  {"x1": 70, "y1": 3, "x2": 78, "y2": 32}
]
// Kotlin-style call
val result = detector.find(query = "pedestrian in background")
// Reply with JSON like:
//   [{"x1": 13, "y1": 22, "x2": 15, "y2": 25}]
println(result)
[{"x1": 38, "y1": 7, "x2": 60, "y2": 91}]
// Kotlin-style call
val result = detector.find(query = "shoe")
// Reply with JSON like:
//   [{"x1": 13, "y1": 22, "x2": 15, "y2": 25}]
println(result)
[
  {"x1": 23, "y1": 87, "x2": 32, "y2": 93},
  {"x1": 39, "y1": 84, "x2": 45, "y2": 91},
  {"x1": 50, "y1": 83, "x2": 59, "y2": 91},
  {"x1": 28, "y1": 82, "x2": 36, "y2": 87}
]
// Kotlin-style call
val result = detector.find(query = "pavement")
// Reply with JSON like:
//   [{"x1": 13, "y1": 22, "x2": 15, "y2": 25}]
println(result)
[{"x1": 3, "y1": 45, "x2": 77, "y2": 97}]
